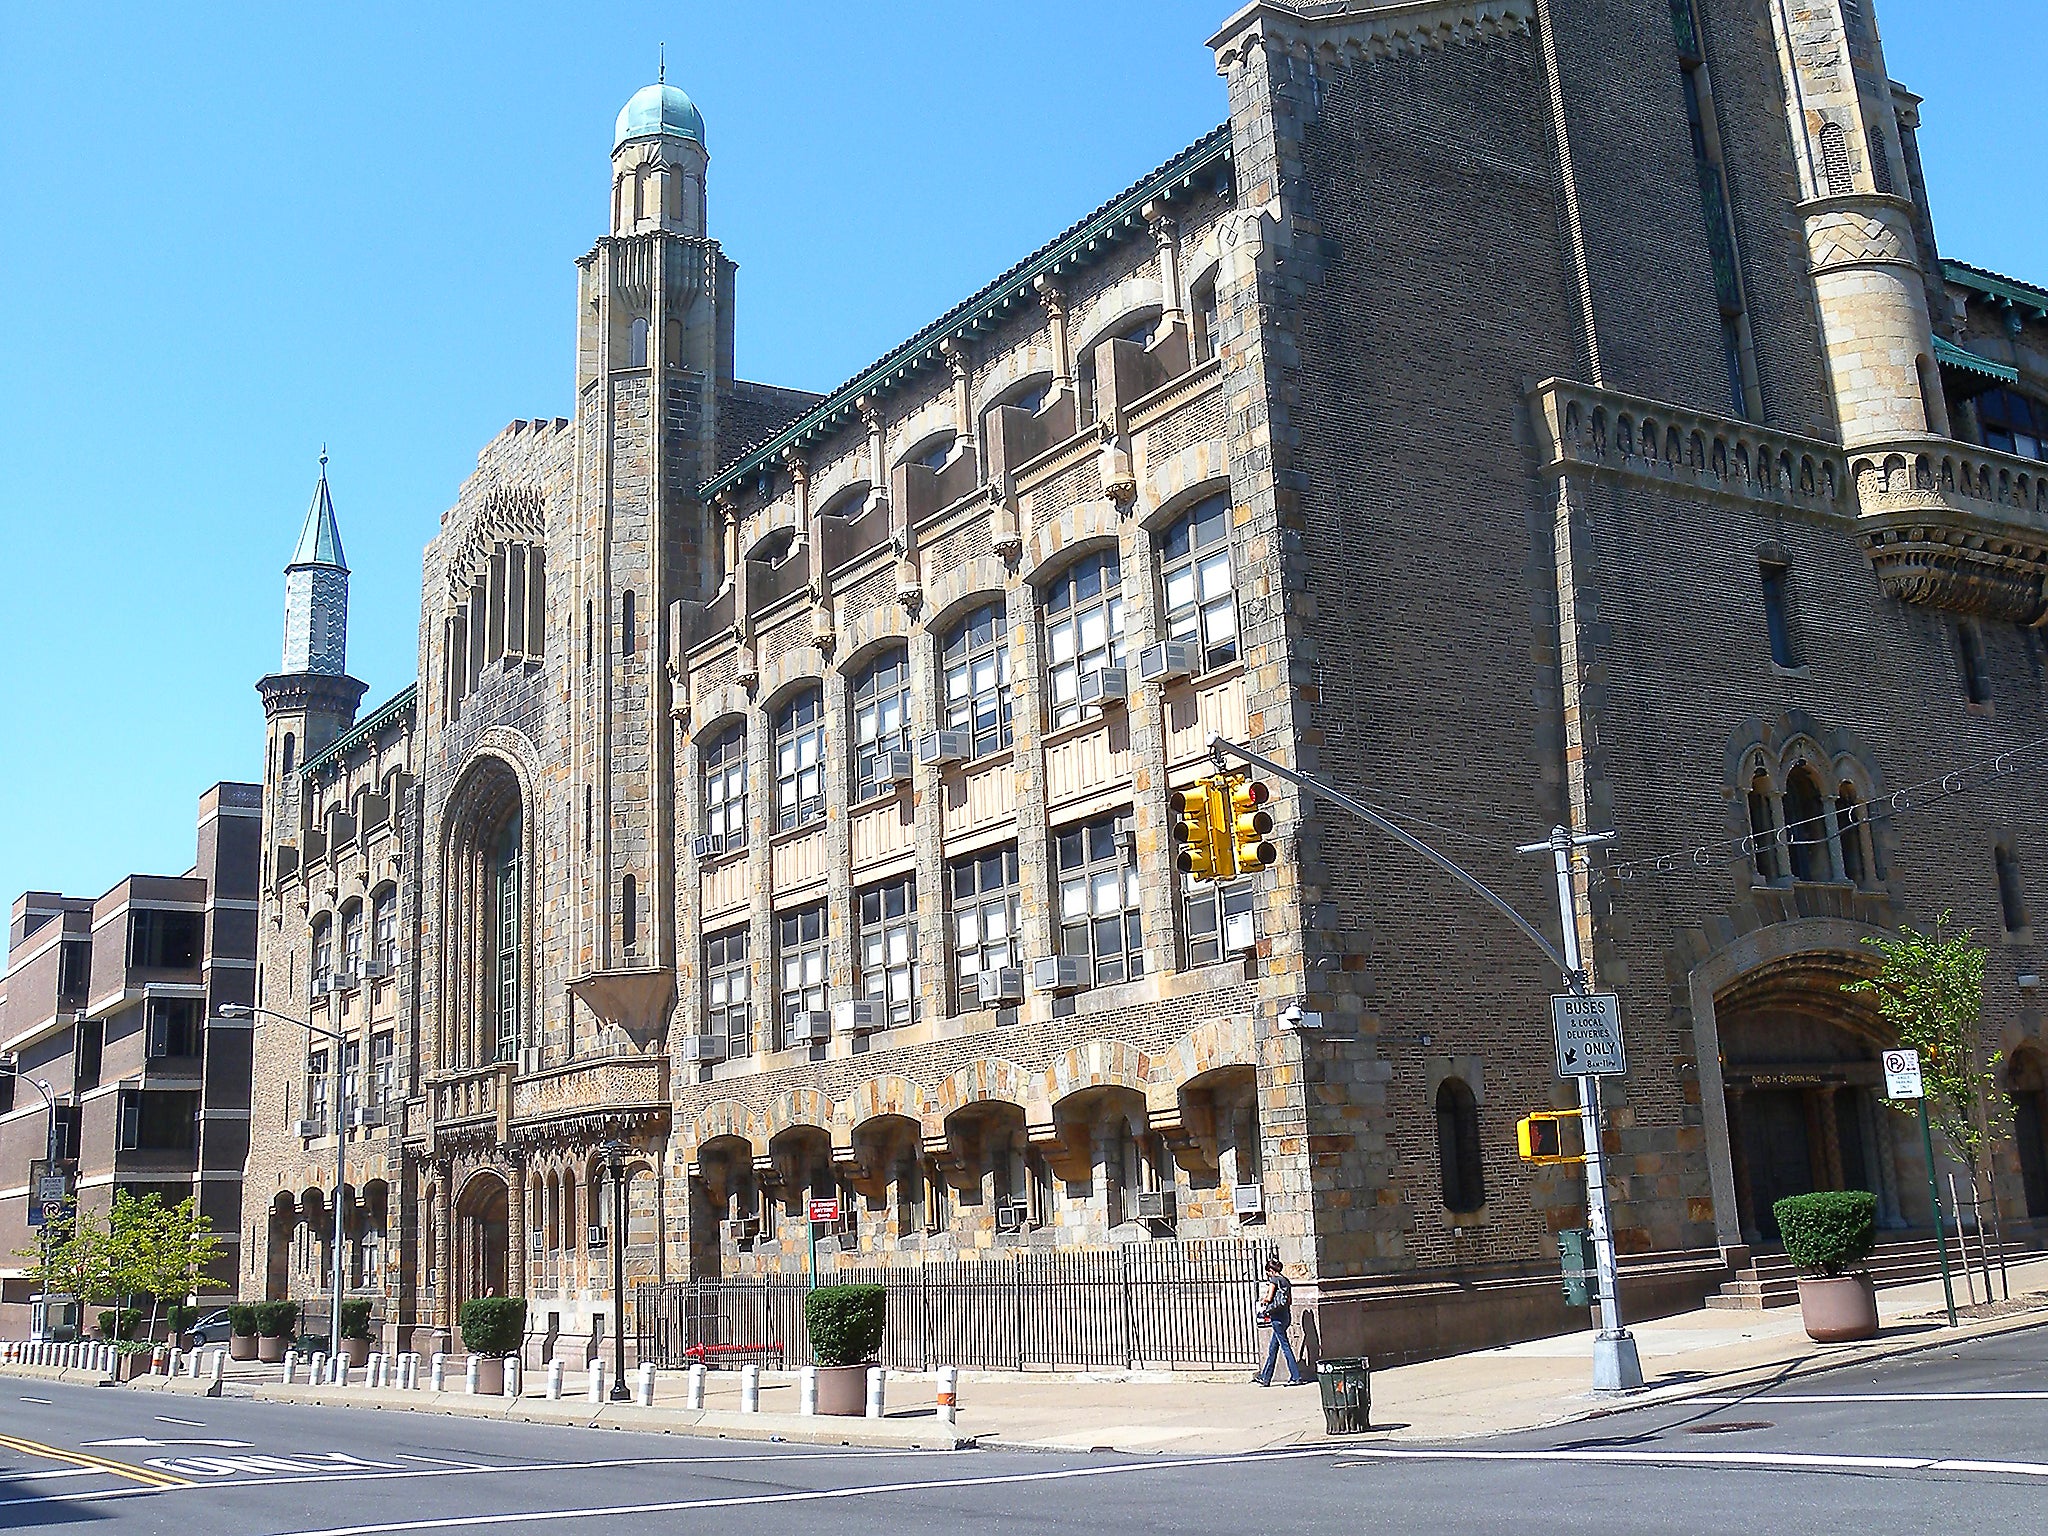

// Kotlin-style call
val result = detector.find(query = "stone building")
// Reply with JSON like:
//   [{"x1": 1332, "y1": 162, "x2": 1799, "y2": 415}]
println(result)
[
  {"x1": 242, "y1": 0, "x2": 2048, "y2": 1364},
  {"x1": 1, "y1": 784, "x2": 261, "y2": 1337}
]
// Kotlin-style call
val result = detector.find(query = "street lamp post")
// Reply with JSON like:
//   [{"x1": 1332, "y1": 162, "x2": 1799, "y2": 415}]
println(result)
[
  {"x1": 0, "y1": 1056, "x2": 65, "y2": 1338},
  {"x1": 220, "y1": 1001, "x2": 348, "y2": 1365},
  {"x1": 601, "y1": 1139, "x2": 631, "y2": 1401}
]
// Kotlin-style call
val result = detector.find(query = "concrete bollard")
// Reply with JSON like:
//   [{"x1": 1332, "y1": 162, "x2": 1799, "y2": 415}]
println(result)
[
  {"x1": 153, "y1": 1345, "x2": 169, "y2": 1375},
  {"x1": 866, "y1": 1366, "x2": 886, "y2": 1420},
  {"x1": 166, "y1": 1348, "x2": 182, "y2": 1377},
  {"x1": 335, "y1": 1359, "x2": 352, "y2": 1388},
  {"x1": 374, "y1": 1353, "x2": 389, "y2": 1388},
  {"x1": 430, "y1": 1352, "x2": 447, "y2": 1393},
  {"x1": 407, "y1": 1352, "x2": 422, "y2": 1389},
  {"x1": 546, "y1": 1359, "x2": 564, "y2": 1401},
  {"x1": 687, "y1": 1363, "x2": 706, "y2": 1410},
  {"x1": 937, "y1": 1366, "x2": 959, "y2": 1426},
  {"x1": 587, "y1": 1360, "x2": 606, "y2": 1404},
  {"x1": 636, "y1": 1362, "x2": 655, "y2": 1408},
  {"x1": 307, "y1": 1351, "x2": 325, "y2": 1385},
  {"x1": 210, "y1": 1349, "x2": 226, "y2": 1385},
  {"x1": 465, "y1": 1355, "x2": 480, "y2": 1395},
  {"x1": 799, "y1": 1366, "x2": 818, "y2": 1417},
  {"x1": 186, "y1": 1349, "x2": 201, "y2": 1379},
  {"x1": 740, "y1": 1363, "x2": 760, "y2": 1414},
  {"x1": 504, "y1": 1356, "x2": 521, "y2": 1399},
  {"x1": 282, "y1": 1354, "x2": 298, "y2": 1385}
]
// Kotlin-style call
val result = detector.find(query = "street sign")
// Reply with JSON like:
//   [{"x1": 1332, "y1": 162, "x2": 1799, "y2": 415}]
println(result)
[
  {"x1": 36, "y1": 1176, "x2": 68, "y2": 1203},
  {"x1": 1552, "y1": 992, "x2": 1626, "y2": 1078},
  {"x1": 1883, "y1": 1049, "x2": 1924, "y2": 1099},
  {"x1": 807, "y1": 1198, "x2": 841, "y2": 1224}
]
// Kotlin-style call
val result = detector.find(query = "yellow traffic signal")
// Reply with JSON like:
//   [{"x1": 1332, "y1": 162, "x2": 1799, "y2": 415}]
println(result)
[
  {"x1": 1228, "y1": 777, "x2": 1276, "y2": 872},
  {"x1": 1169, "y1": 781, "x2": 1230, "y2": 881},
  {"x1": 1517, "y1": 1111, "x2": 1581, "y2": 1165}
]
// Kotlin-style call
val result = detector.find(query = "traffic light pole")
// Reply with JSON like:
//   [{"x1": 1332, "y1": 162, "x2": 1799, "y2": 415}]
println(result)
[{"x1": 1206, "y1": 736, "x2": 1643, "y2": 1393}]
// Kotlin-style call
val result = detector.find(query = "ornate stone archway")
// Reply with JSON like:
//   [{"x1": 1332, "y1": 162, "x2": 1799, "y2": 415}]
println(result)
[{"x1": 453, "y1": 1169, "x2": 511, "y2": 1312}]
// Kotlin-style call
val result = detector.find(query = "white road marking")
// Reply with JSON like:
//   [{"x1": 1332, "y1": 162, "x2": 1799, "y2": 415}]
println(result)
[
  {"x1": 1687, "y1": 1392, "x2": 2048, "y2": 1405},
  {"x1": 89, "y1": 1437, "x2": 254, "y2": 1449},
  {"x1": 154, "y1": 1415, "x2": 209, "y2": 1427},
  {"x1": 17, "y1": 1397, "x2": 52, "y2": 1405},
  {"x1": 392, "y1": 1454, "x2": 485, "y2": 1468},
  {"x1": 1333, "y1": 1447, "x2": 2048, "y2": 1478},
  {"x1": 11, "y1": 1467, "x2": 100, "y2": 1482}
]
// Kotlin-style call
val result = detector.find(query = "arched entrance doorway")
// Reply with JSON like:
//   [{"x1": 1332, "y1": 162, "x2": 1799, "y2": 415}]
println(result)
[
  {"x1": 1715, "y1": 954, "x2": 1899, "y2": 1244},
  {"x1": 454, "y1": 1171, "x2": 511, "y2": 1309}
]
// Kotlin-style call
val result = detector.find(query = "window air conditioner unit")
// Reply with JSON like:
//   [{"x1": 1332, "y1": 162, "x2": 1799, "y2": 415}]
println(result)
[
  {"x1": 1031, "y1": 954, "x2": 1090, "y2": 993},
  {"x1": 976, "y1": 966, "x2": 1024, "y2": 1005},
  {"x1": 1138, "y1": 641, "x2": 1195, "y2": 684},
  {"x1": 791, "y1": 1011, "x2": 831, "y2": 1045},
  {"x1": 587, "y1": 1225, "x2": 607, "y2": 1250},
  {"x1": 1232, "y1": 1184, "x2": 1265, "y2": 1220},
  {"x1": 692, "y1": 833, "x2": 726, "y2": 860},
  {"x1": 679, "y1": 1034, "x2": 728, "y2": 1063},
  {"x1": 725, "y1": 1218, "x2": 759, "y2": 1245},
  {"x1": 361, "y1": 958, "x2": 392, "y2": 981},
  {"x1": 881, "y1": 750, "x2": 915, "y2": 786},
  {"x1": 1079, "y1": 667, "x2": 1128, "y2": 707},
  {"x1": 994, "y1": 1199, "x2": 1030, "y2": 1234},
  {"x1": 918, "y1": 729, "x2": 970, "y2": 767},
  {"x1": 310, "y1": 976, "x2": 332, "y2": 999},
  {"x1": 1136, "y1": 1190, "x2": 1176, "y2": 1223},
  {"x1": 834, "y1": 998, "x2": 884, "y2": 1035},
  {"x1": 294, "y1": 1118, "x2": 324, "y2": 1140},
  {"x1": 336, "y1": 966, "x2": 360, "y2": 992},
  {"x1": 351, "y1": 1106, "x2": 384, "y2": 1129}
]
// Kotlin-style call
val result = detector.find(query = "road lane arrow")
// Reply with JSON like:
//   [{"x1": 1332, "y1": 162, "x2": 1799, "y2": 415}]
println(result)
[{"x1": 86, "y1": 1436, "x2": 253, "y2": 1449}]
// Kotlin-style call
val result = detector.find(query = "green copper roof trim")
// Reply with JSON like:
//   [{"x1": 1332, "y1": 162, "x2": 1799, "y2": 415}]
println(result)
[
  {"x1": 1932, "y1": 334, "x2": 2019, "y2": 386},
  {"x1": 300, "y1": 682, "x2": 417, "y2": 785},
  {"x1": 1941, "y1": 259, "x2": 2048, "y2": 320},
  {"x1": 290, "y1": 452, "x2": 348, "y2": 570},
  {"x1": 699, "y1": 123, "x2": 1233, "y2": 500}
]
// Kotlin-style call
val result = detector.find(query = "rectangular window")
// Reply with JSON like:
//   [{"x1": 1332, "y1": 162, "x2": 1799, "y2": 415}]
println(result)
[
  {"x1": 950, "y1": 845, "x2": 1020, "y2": 1012},
  {"x1": 1160, "y1": 495, "x2": 1238, "y2": 670},
  {"x1": 1760, "y1": 562, "x2": 1799, "y2": 668},
  {"x1": 121, "y1": 1090, "x2": 198, "y2": 1152},
  {"x1": 943, "y1": 603, "x2": 1013, "y2": 758},
  {"x1": 1044, "y1": 551, "x2": 1126, "y2": 729},
  {"x1": 852, "y1": 651, "x2": 914, "y2": 803},
  {"x1": 341, "y1": 906, "x2": 365, "y2": 974},
  {"x1": 127, "y1": 909, "x2": 202, "y2": 970},
  {"x1": 145, "y1": 997, "x2": 202, "y2": 1059},
  {"x1": 702, "y1": 728, "x2": 748, "y2": 851},
  {"x1": 73, "y1": 1019, "x2": 103, "y2": 1091},
  {"x1": 1958, "y1": 622, "x2": 1991, "y2": 705},
  {"x1": 312, "y1": 922, "x2": 334, "y2": 987},
  {"x1": 705, "y1": 926, "x2": 752, "y2": 1059},
  {"x1": 1184, "y1": 876, "x2": 1255, "y2": 968},
  {"x1": 857, "y1": 877, "x2": 919, "y2": 1030},
  {"x1": 342, "y1": 1040, "x2": 362, "y2": 1123},
  {"x1": 373, "y1": 892, "x2": 398, "y2": 970},
  {"x1": 307, "y1": 1049, "x2": 330, "y2": 1132},
  {"x1": 57, "y1": 939, "x2": 91, "y2": 1001},
  {"x1": 1056, "y1": 813, "x2": 1143, "y2": 986},
  {"x1": 776, "y1": 904, "x2": 829, "y2": 1050},
  {"x1": 370, "y1": 1031, "x2": 395, "y2": 1109},
  {"x1": 774, "y1": 692, "x2": 827, "y2": 831}
]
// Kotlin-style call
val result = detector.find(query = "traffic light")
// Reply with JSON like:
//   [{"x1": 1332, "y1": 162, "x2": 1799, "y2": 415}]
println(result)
[
  {"x1": 1169, "y1": 780, "x2": 1230, "y2": 881},
  {"x1": 1228, "y1": 777, "x2": 1276, "y2": 873},
  {"x1": 1517, "y1": 1111, "x2": 1581, "y2": 1165}
]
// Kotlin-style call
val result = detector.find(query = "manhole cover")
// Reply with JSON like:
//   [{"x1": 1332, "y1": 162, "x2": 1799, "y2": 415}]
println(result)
[{"x1": 1685, "y1": 1421, "x2": 1774, "y2": 1434}]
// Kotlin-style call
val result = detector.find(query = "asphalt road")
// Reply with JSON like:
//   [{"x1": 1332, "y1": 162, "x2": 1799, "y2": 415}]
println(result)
[{"x1": 3, "y1": 1325, "x2": 2043, "y2": 1534}]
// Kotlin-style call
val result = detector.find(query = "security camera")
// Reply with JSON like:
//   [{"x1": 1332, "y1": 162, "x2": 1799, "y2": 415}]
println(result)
[{"x1": 1279, "y1": 1003, "x2": 1303, "y2": 1030}]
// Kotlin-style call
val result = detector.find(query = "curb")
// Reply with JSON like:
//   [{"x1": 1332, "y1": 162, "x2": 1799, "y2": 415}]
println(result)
[
  {"x1": 241, "y1": 1383, "x2": 975, "y2": 1450},
  {"x1": 0, "y1": 1363, "x2": 114, "y2": 1388}
]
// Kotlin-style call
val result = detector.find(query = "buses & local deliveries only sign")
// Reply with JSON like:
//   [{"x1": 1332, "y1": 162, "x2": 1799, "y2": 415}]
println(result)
[{"x1": 1552, "y1": 992, "x2": 1627, "y2": 1078}]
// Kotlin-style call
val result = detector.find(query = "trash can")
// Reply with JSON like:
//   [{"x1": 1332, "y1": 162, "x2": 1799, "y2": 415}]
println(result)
[{"x1": 1316, "y1": 1357, "x2": 1371, "y2": 1435}]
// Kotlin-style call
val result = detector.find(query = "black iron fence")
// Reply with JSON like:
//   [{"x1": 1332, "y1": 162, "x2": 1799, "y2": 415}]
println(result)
[{"x1": 636, "y1": 1239, "x2": 1265, "y2": 1372}]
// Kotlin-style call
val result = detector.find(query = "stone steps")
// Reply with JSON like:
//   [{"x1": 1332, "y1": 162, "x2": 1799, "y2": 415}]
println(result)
[{"x1": 1705, "y1": 1232, "x2": 2040, "y2": 1310}]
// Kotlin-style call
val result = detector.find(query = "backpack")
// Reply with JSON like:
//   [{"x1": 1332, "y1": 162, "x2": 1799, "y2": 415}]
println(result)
[{"x1": 1257, "y1": 1274, "x2": 1292, "y2": 1322}]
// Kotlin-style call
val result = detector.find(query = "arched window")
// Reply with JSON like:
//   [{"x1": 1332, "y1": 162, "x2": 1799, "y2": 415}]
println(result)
[
  {"x1": 911, "y1": 436, "x2": 954, "y2": 473},
  {"x1": 371, "y1": 887, "x2": 397, "y2": 973},
  {"x1": 1043, "y1": 550, "x2": 1125, "y2": 729},
  {"x1": 1835, "y1": 784, "x2": 1870, "y2": 887},
  {"x1": 281, "y1": 732, "x2": 296, "y2": 778},
  {"x1": 1784, "y1": 766, "x2": 1829, "y2": 882},
  {"x1": 1997, "y1": 843, "x2": 2029, "y2": 934},
  {"x1": 627, "y1": 317, "x2": 649, "y2": 367},
  {"x1": 1159, "y1": 494, "x2": 1237, "y2": 671},
  {"x1": 339, "y1": 901, "x2": 365, "y2": 980},
  {"x1": 701, "y1": 726, "x2": 747, "y2": 852},
  {"x1": 942, "y1": 602, "x2": 1012, "y2": 757},
  {"x1": 851, "y1": 648, "x2": 913, "y2": 803},
  {"x1": 1435, "y1": 1077, "x2": 1485, "y2": 1214},
  {"x1": 311, "y1": 916, "x2": 334, "y2": 991},
  {"x1": 1819, "y1": 121, "x2": 1852, "y2": 196},
  {"x1": 1192, "y1": 276, "x2": 1220, "y2": 364},
  {"x1": 1747, "y1": 768, "x2": 1783, "y2": 884},
  {"x1": 1957, "y1": 621, "x2": 1989, "y2": 705},
  {"x1": 621, "y1": 590, "x2": 637, "y2": 659},
  {"x1": 494, "y1": 812, "x2": 522, "y2": 1062},
  {"x1": 621, "y1": 873, "x2": 638, "y2": 956},
  {"x1": 773, "y1": 689, "x2": 826, "y2": 831}
]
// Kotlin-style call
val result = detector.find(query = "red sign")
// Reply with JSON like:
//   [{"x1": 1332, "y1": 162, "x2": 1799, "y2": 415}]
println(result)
[{"x1": 807, "y1": 1198, "x2": 841, "y2": 1224}]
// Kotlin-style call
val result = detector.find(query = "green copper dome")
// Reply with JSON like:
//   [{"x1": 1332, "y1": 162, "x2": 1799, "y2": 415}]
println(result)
[{"x1": 614, "y1": 83, "x2": 704, "y2": 150}]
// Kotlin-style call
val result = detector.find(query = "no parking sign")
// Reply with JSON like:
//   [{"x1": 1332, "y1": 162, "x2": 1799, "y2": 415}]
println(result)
[{"x1": 1883, "y1": 1049, "x2": 1924, "y2": 1098}]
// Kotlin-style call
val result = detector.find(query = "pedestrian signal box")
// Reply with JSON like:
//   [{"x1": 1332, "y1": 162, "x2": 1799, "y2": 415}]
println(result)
[{"x1": 1516, "y1": 1111, "x2": 1581, "y2": 1165}]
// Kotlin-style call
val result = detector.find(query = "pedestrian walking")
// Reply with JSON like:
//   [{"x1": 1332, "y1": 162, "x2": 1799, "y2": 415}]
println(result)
[{"x1": 1251, "y1": 1256, "x2": 1306, "y2": 1386}]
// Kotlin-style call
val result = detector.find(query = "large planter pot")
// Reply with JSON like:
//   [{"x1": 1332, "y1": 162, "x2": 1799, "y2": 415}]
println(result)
[
  {"x1": 115, "y1": 1351, "x2": 149, "y2": 1382},
  {"x1": 471, "y1": 1356, "x2": 506, "y2": 1396},
  {"x1": 230, "y1": 1333, "x2": 259, "y2": 1361},
  {"x1": 257, "y1": 1334, "x2": 287, "y2": 1363},
  {"x1": 1796, "y1": 1273, "x2": 1879, "y2": 1343},
  {"x1": 815, "y1": 1363, "x2": 872, "y2": 1417},
  {"x1": 340, "y1": 1337, "x2": 371, "y2": 1368}
]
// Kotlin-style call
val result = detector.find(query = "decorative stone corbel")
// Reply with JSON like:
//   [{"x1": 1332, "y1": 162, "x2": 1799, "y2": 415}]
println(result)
[
  {"x1": 810, "y1": 584, "x2": 836, "y2": 655},
  {"x1": 1100, "y1": 426, "x2": 1138, "y2": 507},
  {"x1": 733, "y1": 637, "x2": 758, "y2": 693},
  {"x1": 990, "y1": 484, "x2": 1022, "y2": 564},
  {"x1": 893, "y1": 522, "x2": 923, "y2": 616}
]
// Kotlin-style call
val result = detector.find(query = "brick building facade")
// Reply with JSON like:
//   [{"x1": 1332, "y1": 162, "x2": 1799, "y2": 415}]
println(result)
[{"x1": 241, "y1": 0, "x2": 2048, "y2": 1364}]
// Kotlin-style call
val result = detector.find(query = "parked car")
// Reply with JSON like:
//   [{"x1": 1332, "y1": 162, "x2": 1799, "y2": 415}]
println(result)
[{"x1": 185, "y1": 1309, "x2": 235, "y2": 1346}]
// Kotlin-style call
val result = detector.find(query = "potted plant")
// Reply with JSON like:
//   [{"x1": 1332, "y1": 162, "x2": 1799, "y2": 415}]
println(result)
[
  {"x1": 253, "y1": 1300, "x2": 300, "y2": 1363},
  {"x1": 112, "y1": 1341, "x2": 154, "y2": 1382},
  {"x1": 804, "y1": 1283, "x2": 885, "y2": 1415},
  {"x1": 1775, "y1": 1190, "x2": 1880, "y2": 1342},
  {"x1": 167, "y1": 1303, "x2": 199, "y2": 1350},
  {"x1": 460, "y1": 1298, "x2": 526, "y2": 1396},
  {"x1": 337, "y1": 1299, "x2": 375, "y2": 1367},
  {"x1": 228, "y1": 1304, "x2": 260, "y2": 1361},
  {"x1": 98, "y1": 1307, "x2": 141, "y2": 1346}
]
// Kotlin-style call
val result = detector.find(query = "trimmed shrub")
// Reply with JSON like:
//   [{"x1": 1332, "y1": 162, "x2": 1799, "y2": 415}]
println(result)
[
  {"x1": 98, "y1": 1308, "x2": 142, "y2": 1342},
  {"x1": 338, "y1": 1299, "x2": 374, "y2": 1341},
  {"x1": 167, "y1": 1304, "x2": 199, "y2": 1334},
  {"x1": 253, "y1": 1299, "x2": 301, "y2": 1339},
  {"x1": 804, "y1": 1284, "x2": 886, "y2": 1368},
  {"x1": 459, "y1": 1297, "x2": 527, "y2": 1358},
  {"x1": 1775, "y1": 1190, "x2": 1878, "y2": 1278},
  {"x1": 226, "y1": 1303, "x2": 258, "y2": 1337}
]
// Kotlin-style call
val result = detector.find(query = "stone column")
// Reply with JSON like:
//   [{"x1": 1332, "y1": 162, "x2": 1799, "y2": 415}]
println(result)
[
  {"x1": 1817, "y1": 1086, "x2": 1846, "y2": 1189},
  {"x1": 1873, "y1": 1095, "x2": 1906, "y2": 1227},
  {"x1": 1035, "y1": 276, "x2": 1072, "y2": 404},
  {"x1": 508, "y1": 1158, "x2": 527, "y2": 1298},
  {"x1": 434, "y1": 1169, "x2": 453, "y2": 1333},
  {"x1": 1725, "y1": 1087, "x2": 1756, "y2": 1243}
]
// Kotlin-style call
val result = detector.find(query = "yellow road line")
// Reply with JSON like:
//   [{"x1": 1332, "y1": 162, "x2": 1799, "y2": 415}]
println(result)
[{"x1": 0, "y1": 1431, "x2": 192, "y2": 1490}]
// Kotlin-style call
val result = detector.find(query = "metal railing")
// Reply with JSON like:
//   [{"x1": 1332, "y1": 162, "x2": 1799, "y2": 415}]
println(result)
[{"x1": 637, "y1": 1239, "x2": 1265, "y2": 1372}]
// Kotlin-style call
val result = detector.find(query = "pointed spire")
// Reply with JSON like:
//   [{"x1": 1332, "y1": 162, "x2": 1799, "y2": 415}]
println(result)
[
  {"x1": 658, "y1": 42, "x2": 666, "y2": 84},
  {"x1": 289, "y1": 448, "x2": 348, "y2": 572}
]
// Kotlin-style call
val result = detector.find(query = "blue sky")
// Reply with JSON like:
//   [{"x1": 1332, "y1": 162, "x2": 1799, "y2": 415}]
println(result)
[{"x1": 1, "y1": 1, "x2": 2041, "y2": 919}]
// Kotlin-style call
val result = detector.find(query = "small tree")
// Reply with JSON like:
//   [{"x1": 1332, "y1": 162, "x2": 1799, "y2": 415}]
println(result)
[
  {"x1": 101, "y1": 1191, "x2": 224, "y2": 1340},
  {"x1": 1848, "y1": 914, "x2": 2013, "y2": 1240}
]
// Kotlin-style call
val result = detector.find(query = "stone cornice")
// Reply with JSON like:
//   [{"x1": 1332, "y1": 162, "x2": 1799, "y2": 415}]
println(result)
[{"x1": 1209, "y1": 0, "x2": 1534, "y2": 71}]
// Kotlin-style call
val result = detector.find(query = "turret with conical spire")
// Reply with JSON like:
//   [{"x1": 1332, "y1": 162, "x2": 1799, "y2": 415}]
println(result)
[{"x1": 282, "y1": 449, "x2": 351, "y2": 674}]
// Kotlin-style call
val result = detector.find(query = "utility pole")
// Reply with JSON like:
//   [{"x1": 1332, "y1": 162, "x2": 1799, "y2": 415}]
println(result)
[{"x1": 1519, "y1": 826, "x2": 1643, "y2": 1393}]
